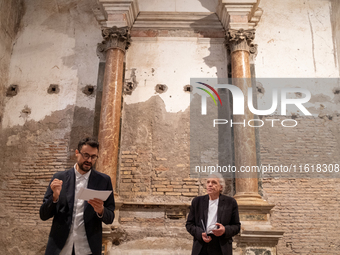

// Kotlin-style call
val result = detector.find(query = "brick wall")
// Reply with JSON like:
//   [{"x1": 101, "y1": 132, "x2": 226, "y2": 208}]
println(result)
[
  {"x1": 0, "y1": 132, "x2": 72, "y2": 254},
  {"x1": 119, "y1": 150, "x2": 200, "y2": 199},
  {"x1": 260, "y1": 116, "x2": 340, "y2": 254},
  {"x1": 2, "y1": 139, "x2": 69, "y2": 224}
]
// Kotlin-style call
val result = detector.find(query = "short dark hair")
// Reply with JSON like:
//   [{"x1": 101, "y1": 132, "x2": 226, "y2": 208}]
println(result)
[{"x1": 78, "y1": 137, "x2": 99, "y2": 152}]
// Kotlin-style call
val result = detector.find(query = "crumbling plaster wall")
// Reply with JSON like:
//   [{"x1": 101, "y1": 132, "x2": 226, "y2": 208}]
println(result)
[
  {"x1": 120, "y1": 37, "x2": 228, "y2": 203},
  {"x1": 0, "y1": 0, "x2": 102, "y2": 254},
  {"x1": 0, "y1": 0, "x2": 24, "y2": 125}
]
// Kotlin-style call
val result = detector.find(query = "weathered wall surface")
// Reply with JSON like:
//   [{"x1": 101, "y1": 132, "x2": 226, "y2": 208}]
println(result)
[
  {"x1": 116, "y1": 36, "x2": 232, "y2": 243},
  {"x1": 331, "y1": 0, "x2": 340, "y2": 72},
  {"x1": 1, "y1": 0, "x2": 340, "y2": 254},
  {"x1": 256, "y1": 0, "x2": 339, "y2": 78},
  {"x1": 120, "y1": 36, "x2": 228, "y2": 202},
  {"x1": 0, "y1": 0, "x2": 24, "y2": 125},
  {"x1": 0, "y1": 0, "x2": 101, "y2": 254},
  {"x1": 255, "y1": 0, "x2": 340, "y2": 254},
  {"x1": 259, "y1": 117, "x2": 340, "y2": 254}
]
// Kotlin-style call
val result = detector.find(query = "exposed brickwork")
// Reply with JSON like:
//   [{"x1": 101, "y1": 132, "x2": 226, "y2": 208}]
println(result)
[
  {"x1": 260, "y1": 117, "x2": 339, "y2": 168},
  {"x1": 2, "y1": 139, "x2": 69, "y2": 222},
  {"x1": 260, "y1": 116, "x2": 340, "y2": 254},
  {"x1": 119, "y1": 150, "x2": 200, "y2": 198},
  {"x1": 118, "y1": 97, "x2": 203, "y2": 202}
]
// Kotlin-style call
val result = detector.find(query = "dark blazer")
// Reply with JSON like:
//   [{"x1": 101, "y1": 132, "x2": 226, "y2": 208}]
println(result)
[
  {"x1": 186, "y1": 194, "x2": 240, "y2": 255},
  {"x1": 40, "y1": 168, "x2": 115, "y2": 255}
]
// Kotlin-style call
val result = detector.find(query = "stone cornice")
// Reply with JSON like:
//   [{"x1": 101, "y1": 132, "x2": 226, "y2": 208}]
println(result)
[
  {"x1": 93, "y1": 0, "x2": 139, "y2": 28},
  {"x1": 217, "y1": 0, "x2": 263, "y2": 30},
  {"x1": 132, "y1": 12, "x2": 224, "y2": 31}
]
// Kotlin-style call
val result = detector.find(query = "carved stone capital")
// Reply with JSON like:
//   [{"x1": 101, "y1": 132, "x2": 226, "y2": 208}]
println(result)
[
  {"x1": 225, "y1": 29, "x2": 255, "y2": 53},
  {"x1": 100, "y1": 26, "x2": 131, "y2": 53}
]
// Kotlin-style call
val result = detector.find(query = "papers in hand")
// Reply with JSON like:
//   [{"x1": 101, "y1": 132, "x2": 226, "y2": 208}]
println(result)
[{"x1": 77, "y1": 187, "x2": 112, "y2": 201}]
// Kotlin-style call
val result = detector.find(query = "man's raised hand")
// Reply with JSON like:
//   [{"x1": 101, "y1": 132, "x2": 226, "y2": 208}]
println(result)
[{"x1": 50, "y1": 178, "x2": 63, "y2": 202}]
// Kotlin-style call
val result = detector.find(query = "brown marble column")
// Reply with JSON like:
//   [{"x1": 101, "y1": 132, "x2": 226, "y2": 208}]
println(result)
[
  {"x1": 226, "y1": 29, "x2": 263, "y2": 203},
  {"x1": 97, "y1": 26, "x2": 131, "y2": 191}
]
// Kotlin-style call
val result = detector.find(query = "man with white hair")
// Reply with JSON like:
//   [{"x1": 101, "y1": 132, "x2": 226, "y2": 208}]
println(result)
[{"x1": 186, "y1": 173, "x2": 240, "y2": 255}]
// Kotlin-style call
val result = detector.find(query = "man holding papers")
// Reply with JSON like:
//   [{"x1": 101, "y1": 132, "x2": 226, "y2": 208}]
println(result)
[
  {"x1": 186, "y1": 173, "x2": 240, "y2": 255},
  {"x1": 40, "y1": 137, "x2": 115, "y2": 255}
]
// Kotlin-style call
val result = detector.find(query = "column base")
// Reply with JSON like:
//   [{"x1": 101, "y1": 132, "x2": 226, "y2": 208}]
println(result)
[
  {"x1": 234, "y1": 192, "x2": 271, "y2": 207},
  {"x1": 233, "y1": 193, "x2": 284, "y2": 255}
]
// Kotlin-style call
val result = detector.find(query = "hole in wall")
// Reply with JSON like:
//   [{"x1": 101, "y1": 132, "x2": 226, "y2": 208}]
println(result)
[
  {"x1": 333, "y1": 88, "x2": 340, "y2": 94},
  {"x1": 295, "y1": 92, "x2": 302, "y2": 98},
  {"x1": 6, "y1": 85, "x2": 19, "y2": 97},
  {"x1": 82, "y1": 85, "x2": 95, "y2": 96},
  {"x1": 184, "y1": 85, "x2": 192, "y2": 93},
  {"x1": 48, "y1": 84, "x2": 60, "y2": 94},
  {"x1": 155, "y1": 84, "x2": 168, "y2": 94},
  {"x1": 256, "y1": 82, "x2": 265, "y2": 94}
]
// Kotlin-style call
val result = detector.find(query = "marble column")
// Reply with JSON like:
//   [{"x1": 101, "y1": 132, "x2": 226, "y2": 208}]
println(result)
[
  {"x1": 97, "y1": 26, "x2": 131, "y2": 191},
  {"x1": 225, "y1": 29, "x2": 263, "y2": 203}
]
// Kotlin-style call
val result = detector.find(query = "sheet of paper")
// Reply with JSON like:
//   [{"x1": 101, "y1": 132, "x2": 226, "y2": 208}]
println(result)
[{"x1": 77, "y1": 187, "x2": 112, "y2": 201}]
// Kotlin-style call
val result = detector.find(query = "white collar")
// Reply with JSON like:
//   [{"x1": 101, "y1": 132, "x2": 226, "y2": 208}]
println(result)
[{"x1": 74, "y1": 163, "x2": 91, "y2": 180}]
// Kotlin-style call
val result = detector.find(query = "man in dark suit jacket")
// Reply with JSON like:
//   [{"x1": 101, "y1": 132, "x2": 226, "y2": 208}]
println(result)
[
  {"x1": 40, "y1": 137, "x2": 115, "y2": 255},
  {"x1": 186, "y1": 173, "x2": 240, "y2": 255}
]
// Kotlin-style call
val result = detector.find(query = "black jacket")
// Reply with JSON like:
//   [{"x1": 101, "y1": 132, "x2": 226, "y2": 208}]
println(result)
[
  {"x1": 40, "y1": 168, "x2": 115, "y2": 255},
  {"x1": 186, "y1": 194, "x2": 240, "y2": 255}
]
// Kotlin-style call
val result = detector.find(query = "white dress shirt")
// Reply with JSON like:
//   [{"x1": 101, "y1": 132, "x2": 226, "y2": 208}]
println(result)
[
  {"x1": 206, "y1": 198, "x2": 219, "y2": 234},
  {"x1": 60, "y1": 165, "x2": 92, "y2": 255}
]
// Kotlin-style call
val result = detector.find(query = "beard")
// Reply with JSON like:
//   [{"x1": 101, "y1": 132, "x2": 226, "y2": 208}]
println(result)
[{"x1": 78, "y1": 161, "x2": 92, "y2": 172}]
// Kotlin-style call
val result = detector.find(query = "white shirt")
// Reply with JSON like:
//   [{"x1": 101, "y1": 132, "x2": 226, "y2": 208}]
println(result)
[
  {"x1": 60, "y1": 165, "x2": 92, "y2": 255},
  {"x1": 206, "y1": 198, "x2": 219, "y2": 234}
]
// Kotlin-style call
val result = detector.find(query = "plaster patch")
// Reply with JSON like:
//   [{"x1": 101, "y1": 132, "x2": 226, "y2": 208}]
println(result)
[{"x1": 125, "y1": 37, "x2": 227, "y2": 113}]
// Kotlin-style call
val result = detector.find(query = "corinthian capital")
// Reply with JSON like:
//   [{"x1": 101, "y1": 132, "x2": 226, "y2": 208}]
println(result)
[
  {"x1": 98, "y1": 26, "x2": 131, "y2": 54},
  {"x1": 225, "y1": 29, "x2": 256, "y2": 53}
]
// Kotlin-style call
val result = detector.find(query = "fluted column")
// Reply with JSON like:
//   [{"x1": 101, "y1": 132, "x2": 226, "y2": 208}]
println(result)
[
  {"x1": 97, "y1": 26, "x2": 131, "y2": 191},
  {"x1": 226, "y1": 29, "x2": 262, "y2": 202}
]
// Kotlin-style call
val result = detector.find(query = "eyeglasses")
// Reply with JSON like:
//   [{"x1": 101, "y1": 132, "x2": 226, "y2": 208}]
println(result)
[{"x1": 79, "y1": 152, "x2": 98, "y2": 161}]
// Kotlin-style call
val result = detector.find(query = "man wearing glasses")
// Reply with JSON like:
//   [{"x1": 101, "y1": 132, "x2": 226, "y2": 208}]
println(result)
[{"x1": 40, "y1": 137, "x2": 115, "y2": 255}]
